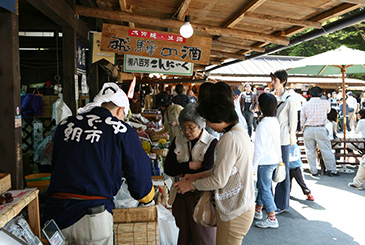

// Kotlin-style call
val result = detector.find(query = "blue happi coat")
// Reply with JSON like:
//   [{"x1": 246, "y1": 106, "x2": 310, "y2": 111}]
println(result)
[{"x1": 44, "y1": 107, "x2": 153, "y2": 229}]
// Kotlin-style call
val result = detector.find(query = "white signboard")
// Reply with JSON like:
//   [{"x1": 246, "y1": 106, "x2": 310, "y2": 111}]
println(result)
[{"x1": 123, "y1": 54, "x2": 193, "y2": 76}]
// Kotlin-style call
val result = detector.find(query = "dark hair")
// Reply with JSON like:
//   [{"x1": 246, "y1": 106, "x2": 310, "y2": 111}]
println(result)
[
  {"x1": 327, "y1": 108, "x2": 338, "y2": 122},
  {"x1": 198, "y1": 82, "x2": 214, "y2": 101},
  {"x1": 196, "y1": 92, "x2": 238, "y2": 124},
  {"x1": 258, "y1": 93, "x2": 277, "y2": 117},
  {"x1": 210, "y1": 82, "x2": 233, "y2": 101},
  {"x1": 270, "y1": 70, "x2": 288, "y2": 86},
  {"x1": 155, "y1": 92, "x2": 172, "y2": 108},
  {"x1": 310, "y1": 86, "x2": 323, "y2": 97},
  {"x1": 175, "y1": 84, "x2": 184, "y2": 94},
  {"x1": 360, "y1": 109, "x2": 365, "y2": 119},
  {"x1": 101, "y1": 101, "x2": 118, "y2": 110}
]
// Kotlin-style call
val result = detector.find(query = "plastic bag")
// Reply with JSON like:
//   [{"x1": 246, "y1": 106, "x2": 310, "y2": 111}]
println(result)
[
  {"x1": 113, "y1": 178, "x2": 139, "y2": 208},
  {"x1": 193, "y1": 191, "x2": 217, "y2": 227},
  {"x1": 273, "y1": 161, "x2": 286, "y2": 183},
  {"x1": 34, "y1": 126, "x2": 57, "y2": 165},
  {"x1": 3, "y1": 215, "x2": 42, "y2": 245},
  {"x1": 157, "y1": 204, "x2": 179, "y2": 245}
]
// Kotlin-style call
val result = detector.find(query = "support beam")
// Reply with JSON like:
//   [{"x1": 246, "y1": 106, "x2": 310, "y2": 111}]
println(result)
[
  {"x1": 224, "y1": 0, "x2": 267, "y2": 28},
  {"x1": 62, "y1": 26, "x2": 77, "y2": 114},
  {"x1": 0, "y1": 9, "x2": 23, "y2": 189},
  {"x1": 211, "y1": 50, "x2": 246, "y2": 60},
  {"x1": 27, "y1": 0, "x2": 90, "y2": 42},
  {"x1": 118, "y1": 0, "x2": 134, "y2": 27},
  {"x1": 243, "y1": 12, "x2": 322, "y2": 29},
  {"x1": 27, "y1": 0, "x2": 75, "y2": 27},
  {"x1": 177, "y1": 0, "x2": 192, "y2": 21},
  {"x1": 212, "y1": 40, "x2": 265, "y2": 52},
  {"x1": 75, "y1": 5, "x2": 289, "y2": 45},
  {"x1": 89, "y1": 63, "x2": 100, "y2": 101}
]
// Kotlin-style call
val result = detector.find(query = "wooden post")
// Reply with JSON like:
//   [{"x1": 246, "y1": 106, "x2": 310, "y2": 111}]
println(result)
[
  {"x1": 0, "y1": 8, "x2": 23, "y2": 189},
  {"x1": 62, "y1": 26, "x2": 77, "y2": 114},
  {"x1": 89, "y1": 62, "x2": 100, "y2": 101}
]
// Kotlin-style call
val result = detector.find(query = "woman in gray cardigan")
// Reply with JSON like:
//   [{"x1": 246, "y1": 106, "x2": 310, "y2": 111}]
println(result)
[{"x1": 174, "y1": 94, "x2": 255, "y2": 245}]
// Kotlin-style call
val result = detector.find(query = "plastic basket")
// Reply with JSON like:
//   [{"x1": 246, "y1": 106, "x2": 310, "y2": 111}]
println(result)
[{"x1": 24, "y1": 173, "x2": 51, "y2": 190}]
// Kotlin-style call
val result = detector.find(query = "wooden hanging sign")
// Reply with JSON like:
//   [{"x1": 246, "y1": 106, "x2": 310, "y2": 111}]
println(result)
[{"x1": 101, "y1": 23, "x2": 212, "y2": 65}]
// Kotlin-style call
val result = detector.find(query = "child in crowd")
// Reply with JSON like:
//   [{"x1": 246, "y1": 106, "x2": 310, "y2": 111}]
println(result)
[
  {"x1": 253, "y1": 93, "x2": 281, "y2": 229},
  {"x1": 289, "y1": 144, "x2": 314, "y2": 201}
]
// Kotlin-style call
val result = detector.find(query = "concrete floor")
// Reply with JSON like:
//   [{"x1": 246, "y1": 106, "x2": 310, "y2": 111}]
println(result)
[{"x1": 243, "y1": 164, "x2": 365, "y2": 245}]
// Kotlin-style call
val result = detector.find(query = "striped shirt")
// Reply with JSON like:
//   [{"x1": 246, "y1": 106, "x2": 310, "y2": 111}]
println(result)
[{"x1": 301, "y1": 97, "x2": 330, "y2": 128}]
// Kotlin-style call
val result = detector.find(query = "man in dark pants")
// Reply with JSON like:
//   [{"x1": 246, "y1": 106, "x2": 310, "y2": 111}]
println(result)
[{"x1": 239, "y1": 83, "x2": 258, "y2": 137}]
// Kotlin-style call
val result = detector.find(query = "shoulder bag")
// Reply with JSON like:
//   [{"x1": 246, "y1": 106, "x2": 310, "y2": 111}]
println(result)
[{"x1": 270, "y1": 126, "x2": 286, "y2": 183}]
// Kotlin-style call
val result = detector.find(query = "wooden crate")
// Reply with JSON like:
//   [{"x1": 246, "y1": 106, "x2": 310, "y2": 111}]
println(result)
[
  {"x1": 113, "y1": 205, "x2": 157, "y2": 223},
  {"x1": 114, "y1": 222, "x2": 159, "y2": 245},
  {"x1": 0, "y1": 173, "x2": 11, "y2": 194}
]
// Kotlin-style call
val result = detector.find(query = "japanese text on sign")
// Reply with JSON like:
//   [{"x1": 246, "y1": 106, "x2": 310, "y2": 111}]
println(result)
[
  {"x1": 128, "y1": 29, "x2": 185, "y2": 43},
  {"x1": 124, "y1": 54, "x2": 193, "y2": 75},
  {"x1": 101, "y1": 24, "x2": 212, "y2": 65}
]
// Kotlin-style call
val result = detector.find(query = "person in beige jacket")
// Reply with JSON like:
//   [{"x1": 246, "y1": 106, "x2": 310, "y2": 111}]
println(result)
[
  {"x1": 174, "y1": 94, "x2": 255, "y2": 245},
  {"x1": 270, "y1": 70, "x2": 298, "y2": 214}
]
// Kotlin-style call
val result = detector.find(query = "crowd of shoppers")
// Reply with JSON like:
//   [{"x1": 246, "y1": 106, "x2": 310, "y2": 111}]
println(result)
[{"x1": 44, "y1": 72, "x2": 364, "y2": 245}]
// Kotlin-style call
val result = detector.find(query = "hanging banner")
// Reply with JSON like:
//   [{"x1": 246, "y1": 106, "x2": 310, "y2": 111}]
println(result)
[
  {"x1": 127, "y1": 77, "x2": 137, "y2": 99},
  {"x1": 91, "y1": 33, "x2": 117, "y2": 65},
  {"x1": 101, "y1": 24, "x2": 212, "y2": 65},
  {"x1": 124, "y1": 54, "x2": 193, "y2": 76},
  {"x1": 77, "y1": 39, "x2": 86, "y2": 75}
]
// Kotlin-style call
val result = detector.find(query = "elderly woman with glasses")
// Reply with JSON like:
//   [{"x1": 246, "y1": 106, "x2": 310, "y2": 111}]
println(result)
[{"x1": 164, "y1": 103, "x2": 218, "y2": 245}]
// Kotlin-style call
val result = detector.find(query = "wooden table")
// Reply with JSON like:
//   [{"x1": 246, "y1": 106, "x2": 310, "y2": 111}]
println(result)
[{"x1": 0, "y1": 188, "x2": 41, "y2": 238}]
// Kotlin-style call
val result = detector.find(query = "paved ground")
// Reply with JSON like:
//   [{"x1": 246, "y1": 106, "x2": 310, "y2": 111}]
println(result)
[{"x1": 243, "y1": 164, "x2": 365, "y2": 245}]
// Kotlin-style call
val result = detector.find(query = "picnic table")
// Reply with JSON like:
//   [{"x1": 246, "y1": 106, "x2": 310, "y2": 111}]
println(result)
[{"x1": 317, "y1": 137, "x2": 365, "y2": 174}]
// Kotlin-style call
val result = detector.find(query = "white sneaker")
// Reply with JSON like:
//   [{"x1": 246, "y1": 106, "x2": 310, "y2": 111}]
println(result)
[
  {"x1": 254, "y1": 211, "x2": 263, "y2": 220},
  {"x1": 255, "y1": 217, "x2": 279, "y2": 229},
  {"x1": 348, "y1": 183, "x2": 362, "y2": 189}
]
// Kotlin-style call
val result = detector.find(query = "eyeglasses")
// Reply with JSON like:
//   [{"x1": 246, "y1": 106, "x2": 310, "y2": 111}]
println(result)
[{"x1": 180, "y1": 125, "x2": 198, "y2": 132}]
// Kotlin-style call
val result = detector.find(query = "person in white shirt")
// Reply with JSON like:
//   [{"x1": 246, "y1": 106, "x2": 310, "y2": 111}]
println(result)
[
  {"x1": 346, "y1": 91, "x2": 358, "y2": 131},
  {"x1": 253, "y1": 93, "x2": 281, "y2": 229}
]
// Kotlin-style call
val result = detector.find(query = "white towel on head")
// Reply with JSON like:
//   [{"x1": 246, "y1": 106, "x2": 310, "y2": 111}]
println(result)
[{"x1": 78, "y1": 82, "x2": 130, "y2": 116}]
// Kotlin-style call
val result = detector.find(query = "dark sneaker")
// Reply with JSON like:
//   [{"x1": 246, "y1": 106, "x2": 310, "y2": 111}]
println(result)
[
  {"x1": 328, "y1": 171, "x2": 339, "y2": 177},
  {"x1": 275, "y1": 209, "x2": 285, "y2": 215}
]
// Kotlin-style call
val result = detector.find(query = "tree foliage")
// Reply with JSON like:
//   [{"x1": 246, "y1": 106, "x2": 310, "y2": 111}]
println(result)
[{"x1": 275, "y1": 14, "x2": 365, "y2": 79}]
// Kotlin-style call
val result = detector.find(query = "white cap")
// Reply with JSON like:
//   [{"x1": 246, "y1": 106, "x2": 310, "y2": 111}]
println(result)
[{"x1": 78, "y1": 82, "x2": 130, "y2": 116}]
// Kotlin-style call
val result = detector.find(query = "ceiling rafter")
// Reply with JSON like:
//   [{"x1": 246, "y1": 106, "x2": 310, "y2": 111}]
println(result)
[
  {"x1": 177, "y1": 0, "x2": 192, "y2": 21},
  {"x1": 75, "y1": 5, "x2": 289, "y2": 45},
  {"x1": 118, "y1": 0, "x2": 134, "y2": 27},
  {"x1": 283, "y1": 3, "x2": 360, "y2": 37},
  {"x1": 243, "y1": 12, "x2": 322, "y2": 29},
  {"x1": 224, "y1": 0, "x2": 267, "y2": 28},
  {"x1": 243, "y1": 3, "x2": 360, "y2": 56},
  {"x1": 212, "y1": 40, "x2": 265, "y2": 52},
  {"x1": 211, "y1": 50, "x2": 246, "y2": 60}
]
